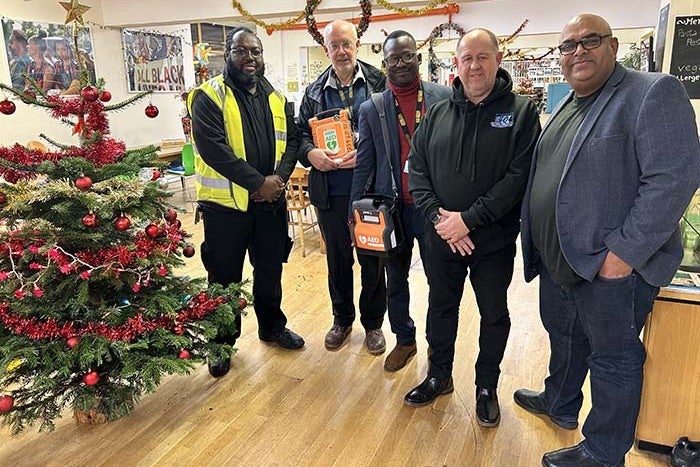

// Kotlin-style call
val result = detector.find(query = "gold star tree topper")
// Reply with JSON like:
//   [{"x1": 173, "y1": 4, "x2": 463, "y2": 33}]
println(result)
[{"x1": 59, "y1": 0, "x2": 91, "y2": 25}]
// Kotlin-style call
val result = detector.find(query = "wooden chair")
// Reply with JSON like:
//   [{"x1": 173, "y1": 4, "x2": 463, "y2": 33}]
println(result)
[{"x1": 286, "y1": 167, "x2": 324, "y2": 257}]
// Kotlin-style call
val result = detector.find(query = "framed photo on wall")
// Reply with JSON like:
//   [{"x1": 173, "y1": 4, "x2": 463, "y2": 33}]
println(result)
[
  {"x1": 122, "y1": 29, "x2": 185, "y2": 93},
  {"x1": 2, "y1": 18, "x2": 96, "y2": 93}
]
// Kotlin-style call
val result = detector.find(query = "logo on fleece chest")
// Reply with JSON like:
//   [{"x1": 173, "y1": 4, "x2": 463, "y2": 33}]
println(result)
[{"x1": 490, "y1": 112, "x2": 515, "y2": 128}]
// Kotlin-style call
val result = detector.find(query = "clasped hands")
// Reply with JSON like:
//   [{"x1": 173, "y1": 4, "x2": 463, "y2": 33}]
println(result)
[
  {"x1": 434, "y1": 207, "x2": 475, "y2": 256},
  {"x1": 307, "y1": 148, "x2": 357, "y2": 171},
  {"x1": 251, "y1": 175, "x2": 285, "y2": 203}
]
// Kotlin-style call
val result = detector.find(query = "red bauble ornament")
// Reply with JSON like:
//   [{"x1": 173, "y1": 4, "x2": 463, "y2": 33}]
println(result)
[
  {"x1": 178, "y1": 349, "x2": 191, "y2": 359},
  {"x1": 145, "y1": 104, "x2": 159, "y2": 118},
  {"x1": 67, "y1": 336, "x2": 80, "y2": 348},
  {"x1": 0, "y1": 395, "x2": 14, "y2": 413},
  {"x1": 82, "y1": 213, "x2": 98, "y2": 227},
  {"x1": 238, "y1": 297, "x2": 248, "y2": 310},
  {"x1": 151, "y1": 169, "x2": 161, "y2": 181},
  {"x1": 182, "y1": 244, "x2": 195, "y2": 258},
  {"x1": 114, "y1": 215, "x2": 131, "y2": 231},
  {"x1": 145, "y1": 223, "x2": 160, "y2": 238},
  {"x1": 0, "y1": 192, "x2": 6, "y2": 204},
  {"x1": 174, "y1": 324, "x2": 184, "y2": 335},
  {"x1": 82, "y1": 371, "x2": 99, "y2": 386},
  {"x1": 172, "y1": 219, "x2": 182, "y2": 229},
  {"x1": 98, "y1": 90, "x2": 112, "y2": 102},
  {"x1": 0, "y1": 99, "x2": 16, "y2": 115},
  {"x1": 75, "y1": 175, "x2": 93, "y2": 191},
  {"x1": 81, "y1": 86, "x2": 99, "y2": 102},
  {"x1": 165, "y1": 208, "x2": 178, "y2": 222}
]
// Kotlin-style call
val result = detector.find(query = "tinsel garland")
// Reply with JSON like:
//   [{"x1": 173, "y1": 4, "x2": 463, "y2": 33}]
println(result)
[
  {"x1": 503, "y1": 47, "x2": 557, "y2": 61},
  {"x1": 498, "y1": 19, "x2": 529, "y2": 46},
  {"x1": 417, "y1": 22, "x2": 465, "y2": 50},
  {"x1": 305, "y1": 0, "x2": 372, "y2": 46},
  {"x1": 231, "y1": 0, "x2": 317, "y2": 35},
  {"x1": 375, "y1": 0, "x2": 448, "y2": 16},
  {"x1": 0, "y1": 293, "x2": 227, "y2": 342}
]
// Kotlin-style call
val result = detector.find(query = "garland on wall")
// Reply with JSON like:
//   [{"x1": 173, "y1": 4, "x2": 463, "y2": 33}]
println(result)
[
  {"x1": 231, "y1": 0, "x2": 318, "y2": 35},
  {"x1": 375, "y1": 0, "x2": 449, "y2": 16},
  {"x1": 305, "y1": 0, "x2": 372, "y2": 45},
  {"x1": 498, "y1": 19, "x2": 529, "y2": 46},
  {"x1": 503, "y1": 47, "x2": 557, "y2": 62}
]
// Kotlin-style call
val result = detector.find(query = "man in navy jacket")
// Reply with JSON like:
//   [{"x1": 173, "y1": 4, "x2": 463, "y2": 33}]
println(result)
[{"x1": 351, "y1": 30, "x2": 450, "y2": 372}]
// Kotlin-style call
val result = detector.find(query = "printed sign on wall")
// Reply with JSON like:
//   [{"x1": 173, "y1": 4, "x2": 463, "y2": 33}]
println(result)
[{"x1": 122, "y1": 29, "x2": 185, "y2": 93}]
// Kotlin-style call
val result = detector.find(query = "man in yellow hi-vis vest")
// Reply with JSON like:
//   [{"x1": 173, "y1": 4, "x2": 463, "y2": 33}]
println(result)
[{"x1": 189, "y1": 27, "x2": 303, "y2": 378}]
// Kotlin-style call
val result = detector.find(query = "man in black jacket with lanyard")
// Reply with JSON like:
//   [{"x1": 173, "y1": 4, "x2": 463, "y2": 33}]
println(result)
[
  {"x1": 407, "y1": 29, "x2": 541, "y2": 426},
  {"x1": 298, "y1": 20, "x2": 387, "y2": 354},
  {"x1": 189, "y1": 27, "x2": 304, "y2": 378}
]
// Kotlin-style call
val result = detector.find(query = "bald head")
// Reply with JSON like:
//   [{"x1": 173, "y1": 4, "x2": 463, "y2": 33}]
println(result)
[
  {"x1": 560, "y1": 14, "x2": 612, "y2": 42},
  {"x1": 457, "y1": 28, "x2": 499, "y2": 54}
]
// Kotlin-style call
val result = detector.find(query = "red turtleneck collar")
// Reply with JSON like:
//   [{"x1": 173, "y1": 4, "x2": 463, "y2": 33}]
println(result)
[{"x1": 388, "y1": 75, "x2": 420, "y2": 98}]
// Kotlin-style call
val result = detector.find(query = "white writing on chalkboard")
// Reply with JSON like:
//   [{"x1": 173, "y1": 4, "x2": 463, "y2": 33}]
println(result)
[
  {"x1": 670, "y1": 15, "x2": 700, "y2": 98},
  {"x1": 677, "y1": 17, "x2": 700, "y2": 26}
]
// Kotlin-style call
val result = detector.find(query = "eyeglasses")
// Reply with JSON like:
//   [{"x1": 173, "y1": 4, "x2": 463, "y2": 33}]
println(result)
[
  {"x1": 229, "y1": 47, "x2": 263, "y2": 59},
  {"x1": 327, "y1": 40, "x2": 354, "y2": 53},
  {"x1": 558, "y1": 34, "x2": 612, "y2": 55},
  {"x1": 384, "y1": 51, "x2": 417, "y2": 67}
]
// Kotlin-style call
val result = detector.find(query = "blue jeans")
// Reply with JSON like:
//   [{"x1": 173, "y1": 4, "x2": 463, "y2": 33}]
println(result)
[
  {"x1": 386, "y1": 204, "x2": 427, "y2": 345},
  {"x1": 538, "y1": 267, "x2": 658, "y2": 465}
]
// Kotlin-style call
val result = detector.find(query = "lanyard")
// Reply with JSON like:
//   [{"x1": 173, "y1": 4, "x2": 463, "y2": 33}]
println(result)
[
  {"x1": 333, "y1": 70, "x2": 356, "y2": 123},
  {"x1": 393, "y1": 86, "x2": 423, "y2": 146}
]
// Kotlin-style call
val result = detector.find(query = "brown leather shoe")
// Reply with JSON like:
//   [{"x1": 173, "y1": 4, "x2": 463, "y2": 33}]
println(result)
[
  {"x1": 384, "y1": 343, "x2": 417, "y2": 371},
  {"x1": 324, "y1": 324, "x2": 351, "y2": 350},
  {"x1": 364, "y1": 328, "x2": 386, "y2": 355}
]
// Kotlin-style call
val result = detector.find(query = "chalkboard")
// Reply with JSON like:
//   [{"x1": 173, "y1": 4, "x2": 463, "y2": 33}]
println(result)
[{"x1": 669, "y1": 15, "x2": 700, "y2": 99}]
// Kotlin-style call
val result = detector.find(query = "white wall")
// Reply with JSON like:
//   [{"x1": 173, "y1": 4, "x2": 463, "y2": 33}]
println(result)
[{"x1": 0, "y1": 0, "x2": 195, "y2": 148}]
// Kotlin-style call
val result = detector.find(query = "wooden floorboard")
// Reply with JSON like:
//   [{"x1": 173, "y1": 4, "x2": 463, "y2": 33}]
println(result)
[{"x1": 0, "y1": 185, "x2": 670, "y2": 466}]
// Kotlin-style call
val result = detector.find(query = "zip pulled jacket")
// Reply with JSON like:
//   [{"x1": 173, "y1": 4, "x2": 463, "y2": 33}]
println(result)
[{"x1": 409, "y1": 68, "x2": 541, "y2": 255}]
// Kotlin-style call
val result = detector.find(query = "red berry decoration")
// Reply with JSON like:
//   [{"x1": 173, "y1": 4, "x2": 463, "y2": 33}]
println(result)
[
  {"x1": 182, "y1": 244, "x2": 195, "y2": 258},
  {"x1": 0, "y1": 99, "x2": 16, "y2": 115},
  {"x1": 82, "y1": 213, "x2": 98, "y2": 227},
  {"x1": 98, "y1": 90, "x2": 112, "y2": 102},
  {"x1": 114, "y1": 215, "x2": 131, "y2": 231},
  {"x1": 81, "y1": 85, "x2": 99, "y2": 102},
  {"x1": 0, "y1": 395, "x2": 14, "y2": 413},
  {"x1": 165, "y1": 208, "x2": 178, "y2": 222},
  {"x1": 67, "y1": 336, "x2": 80, "y2": 348},
  {"x1": 145, "y1": 223, "x2": 160, "y2": 238},
  {"x1": 75, "y1": 175, "x2": 93, "y2": 191},
  {"x1": 174, "y1": 324, "x2": 184, "y2": 335},
  {"x1": 0, "y1": 192, "x2": 6, "y2": 204},
  {"x1": 238, "y1": 297, "x2": 248, "y2": 310},
  {"x1": 151, "y1": 169, "x2": 161, "y2": 181},
  {"x1": 82, "y1": 371, "x2": 99, "y2": 386},
  {"x1": 145, "y1": 104, "x2": 159, "y2": 118},
  {"x1": 172, "y1": 219, "x2": 182, "y2": 229},
  {"x1": 178, "y1": 349, "x2": 191, "y2": 359}
]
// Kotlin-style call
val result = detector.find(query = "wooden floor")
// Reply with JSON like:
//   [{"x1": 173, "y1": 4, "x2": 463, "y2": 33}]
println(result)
[{"x1": 0, "y1": 184, "x2": 670, "y2": 466}]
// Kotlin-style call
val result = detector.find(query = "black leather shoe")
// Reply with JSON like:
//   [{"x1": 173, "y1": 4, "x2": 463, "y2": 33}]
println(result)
[
  {"x1": 404, "y1": 376, "x2": 454, "y2": 407},
  {"x1": 542, "y1": 443, "x2": 615, "y2": 466},
  {"x1": 513, "y1": 388, "x2": 577, "y2": 430},
  {"x1": 476, "y1": 387, "x2": 500, "y2": 427},
  {"x1": 671, "y1": 436, "x2": 700, "y2": 467},
  {"x1": 259, "y1": 328, "x2": 305, "y2": 349},
  {"x1": 207, "y1": 358, "x2": 231, "y2": 378}
]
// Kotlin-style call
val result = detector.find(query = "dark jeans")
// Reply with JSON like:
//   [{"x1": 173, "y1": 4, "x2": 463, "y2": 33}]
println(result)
[
  {"x1": 200, "y1": 202, "x2": 289, "y2": 343},
  {"x1": 386, "y1": 203, "x2": 428, "y2": 345},
  {"x1": 538, "y1": 267, "x2": 658, "y2": 465},
  {"x1": 424, "y1": 227, "x2": 514, "y2": 389},
  {"x1": 317, "y1": 195, "x2": 386, "y2": 330}
]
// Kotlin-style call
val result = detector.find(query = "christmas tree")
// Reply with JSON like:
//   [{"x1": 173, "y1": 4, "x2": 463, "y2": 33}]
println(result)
[{"x1": 0, "y1": 0, "x2": 244, "y2": 434}]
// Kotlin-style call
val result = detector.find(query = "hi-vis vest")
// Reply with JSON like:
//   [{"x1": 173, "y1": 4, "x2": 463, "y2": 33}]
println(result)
[{"x1": 187, "y1": 75, "x2": 287, "y2": 211}]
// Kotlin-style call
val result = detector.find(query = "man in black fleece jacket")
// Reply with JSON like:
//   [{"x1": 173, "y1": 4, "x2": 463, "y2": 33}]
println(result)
[{"x1": 406, "y1": 28, "x2": 541, "y2": 427}]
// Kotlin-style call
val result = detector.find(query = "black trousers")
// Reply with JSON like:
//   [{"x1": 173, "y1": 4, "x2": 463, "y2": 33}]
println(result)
[
  {"x1": 200, "y1": 202, "x2": 289, "y2": 344},
  {"x1": 424, "y1": 228, "x2": 515, "y2": 389},
  {"x1": 316, "y1": 195, "x2": 386, "y2": 329}
]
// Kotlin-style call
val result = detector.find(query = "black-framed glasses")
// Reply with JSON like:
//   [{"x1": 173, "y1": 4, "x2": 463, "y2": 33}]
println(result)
[
  {"x1": 229, "y1": 47, "x2": 263, "y2": 58},
  {"x1": 558, "y1": 34, "x2": 612, "y2": 55},
  {"x1": 384, "y1": 51, "x2": 417, "y2": 67}
]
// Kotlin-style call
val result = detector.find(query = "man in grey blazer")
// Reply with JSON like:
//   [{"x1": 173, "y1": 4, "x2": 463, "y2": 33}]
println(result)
[
  {"x1": 516, "y1": 14, "x2": 700, "y2": 466},
  {"x1": 350, "y1": 30, "x2": 450, "y2": 372}
]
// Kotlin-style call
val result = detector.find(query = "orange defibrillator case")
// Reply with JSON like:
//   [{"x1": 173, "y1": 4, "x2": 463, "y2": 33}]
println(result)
[
  {"x1": 352, "y1": 195, "x2": 404, "y2": 257},
  {"x1": 308, "y1": 108, "x2": 355, "y2": 155}
]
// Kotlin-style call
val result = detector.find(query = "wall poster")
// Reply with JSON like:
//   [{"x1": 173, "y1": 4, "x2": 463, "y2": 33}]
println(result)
[
  {"x1": 122, "y1": 29, "x2": 185, "y2": 93},
  {"x1": 2, "y1": 18, "x2": 96, "y2": 93}
]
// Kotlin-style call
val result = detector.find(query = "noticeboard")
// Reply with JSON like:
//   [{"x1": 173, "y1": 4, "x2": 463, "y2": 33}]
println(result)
[{"x1": 669, "y1": 15, "x2": 700, "y2": 99}]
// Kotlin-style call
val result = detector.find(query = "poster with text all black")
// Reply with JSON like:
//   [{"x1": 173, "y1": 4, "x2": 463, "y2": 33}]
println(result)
[{"x1": 669, "y1": 15, "x2": 700, "y2": 99}]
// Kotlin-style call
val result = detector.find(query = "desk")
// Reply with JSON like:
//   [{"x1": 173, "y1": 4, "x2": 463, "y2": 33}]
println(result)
[
  {"x1": 636, "y1": 287, "x2": 700, "y2": 452},
  {"x1": 156, "y1": 145, "x2": 184, "y2": 163}
]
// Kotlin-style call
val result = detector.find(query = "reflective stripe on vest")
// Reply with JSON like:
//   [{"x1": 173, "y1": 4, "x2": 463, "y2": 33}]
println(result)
[{"x1": 187, "y1": 75, "x2": 287, "y2": 211}]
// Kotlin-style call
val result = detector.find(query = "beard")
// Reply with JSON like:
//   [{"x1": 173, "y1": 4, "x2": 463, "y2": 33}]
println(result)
[{"x1": 228, "y1": 62, "x2": 265, "y2": 90}]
